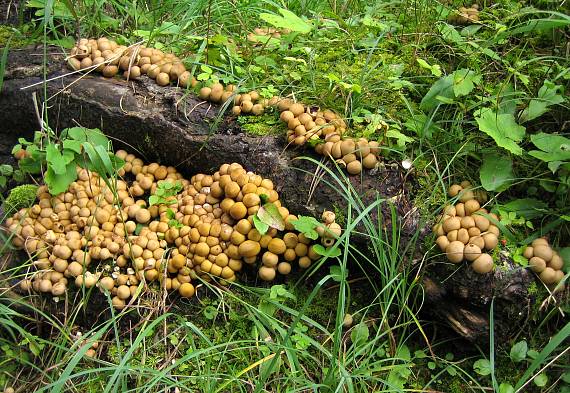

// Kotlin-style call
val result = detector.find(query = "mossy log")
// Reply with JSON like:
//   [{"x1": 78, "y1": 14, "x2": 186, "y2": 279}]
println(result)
[{"x1": 0, "y1": 46, "x2": 550, "y2": 344}]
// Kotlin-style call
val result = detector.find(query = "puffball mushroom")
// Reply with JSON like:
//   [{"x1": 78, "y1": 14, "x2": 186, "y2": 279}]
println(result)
[
  {"x1": 446, "y1": 241, "x2": 465, "y2": 263},
  {"x1": 471, "y1": 253, "x2": 493, "y2": 274}
]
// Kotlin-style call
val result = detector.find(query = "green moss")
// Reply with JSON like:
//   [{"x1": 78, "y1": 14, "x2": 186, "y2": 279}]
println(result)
[
  {"x1": 4, "y1": 184, "x2": 38, "y2": 214},
  {"x1": 0, "y1": 26, "x2": 29, "y2": 48},
  {"x1": 237, "y1": 112, "x2": 282, "y2": 136}
]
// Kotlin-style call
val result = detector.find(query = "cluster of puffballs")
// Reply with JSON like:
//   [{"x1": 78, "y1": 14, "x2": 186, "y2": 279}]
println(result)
[
  {"x1": 433, "y1": 181, "x2": 499, "y2": 274},
  {"x1": 5, "y1": 152, "x2": 341, "y2": 309},
  {"x1": 66, "y1": 38, "x2": 382, "y2": 176},
  {"x1": 448, "y1": 4, "x2": 480, "y2": 25},
  {"x1": 524, "y1": 238, "x2": 566, "y2": 287},
  {"x1": 67, "y1": 37, "x2": 197, "y2": 88}
]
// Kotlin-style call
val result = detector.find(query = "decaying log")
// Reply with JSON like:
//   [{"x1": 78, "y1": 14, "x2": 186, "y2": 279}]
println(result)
[{"x1": 0, "y1": 46, "x2": 552, "y2": 344}]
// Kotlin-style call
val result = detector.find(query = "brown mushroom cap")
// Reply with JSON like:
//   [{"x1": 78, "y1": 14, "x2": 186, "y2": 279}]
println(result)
[
  {"x1": 471, "y1": 253, "x2": 493, "y2": 274},
  {"x1": 446, "y1": 241, "x2": 465, "y2": 263}
]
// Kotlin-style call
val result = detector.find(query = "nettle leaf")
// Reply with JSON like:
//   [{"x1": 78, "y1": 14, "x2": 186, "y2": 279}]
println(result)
[
  {"x1": 475, "y1": 108, "x2": 526, "y2": 155},
  {"x1": 260, "y1": 8, "x2": 312, "y2": 34},
  {"x1": 45, "y1": 163, "x2": 77, "y2": 195},
  {"x1": 529, "y1": 133, "x2": 570, "y2": 165},
  {"x1": 479, "y1": 153, "x2": 514, "y2": 192},
  {"x1": 510, "y1": 340, "x2": 528, "y2": 363},
  {"x1": 520, "y1": 81, "x2": 564, "y2": 123},
  {"x1": 289, "y1": 216, "x2": 320, "y2": 240},
  {"x1": 257, "y1": 202, "x2": 285, "y2": 231},
  {"x1": 452, "y1": 68, "x2": 480, "y2": 97},
  {"x1": 67, "y1": 127, "x2": 109, "y2": 147}
]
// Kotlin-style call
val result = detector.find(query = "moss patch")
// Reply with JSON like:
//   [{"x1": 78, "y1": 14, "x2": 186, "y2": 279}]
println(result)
[{"x1": 237, "y1": 112, "x2": 283, "y2": 136}]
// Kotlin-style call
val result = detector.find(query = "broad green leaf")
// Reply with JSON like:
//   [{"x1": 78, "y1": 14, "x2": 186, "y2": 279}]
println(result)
[
  {"x1": 479, "y1": 154, "x2": 514, "y2": 191},
  {"x1": 45, "y1": 163, "x2": 77, "y2": 195},
  {"x1": 420, "y1": 74, "x2": 454, "y2": 111},
  {"x1": 473, "y1": 358, "x2": 491, "y2": 376},
  {"x1": 350, "y1": 322, "x2": 369, "y2": 349},
  {"x1": 260, "y1": 8, "x2": 312, "y2": 34},
  {"x1": 386, "y1": 129, "x2": 414, "y2": 147},
  {"x1": 257, "y1": 202, "x2": 285, "y2": 231},
  {"x1": 0, "y1": 164, "x2": 13, "y2": 176},
  {"x1": 452, "y1": 68, "x2": 480, "y2": 97},
  {"x1": 509, "y1": 340, "x2": 528, "y2": 363},
  {"x1": 253, "y1": 214, "x2": 269, "y2": 235},
  {"x1": 289, "y1": 216, "x2": 320, "y2": 240},
  {"x1": 475, "y1": 108, "x2": 526, "y2": 155},
  {"x1": 329, "y1": 265, "x2": 345, "y2": 282},
  {"x1": 498, "y1": 383, "x2": 515, "y2": 393},
  {"x1": 46, "y1": 144, "x2": 70, "y2": 175},
  {"x1": 404, "y1": 112, "x2": 441, "y2": 139},
  {"x1": 62, "y1": 140, "x2": 82, "y2": 154},
  {"x1": 520, "y1": 81, "x2": 564, "y2": 123},
  {"x1": 313, "y1": 244, "x2": 341, "y2": 257},
  {"x1": 416, "y1": 58, "x2": 442, "y2": 77},
  {"x1": 501, "y1": 199, "x2": 548, "y2": 220},
  {"x1": 529, "y1": 133, "x2": 570, "y2": 163},
  {"x1": 533, "y1": 373, "x2": 548, "y2": 387},
  {"x1": 67, "y1": 127, "x2": 109, "y2": 147}
]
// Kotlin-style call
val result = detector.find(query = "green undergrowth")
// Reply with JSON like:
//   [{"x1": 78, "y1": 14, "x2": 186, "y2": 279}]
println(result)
[{"x1": 236, "y1": 112, "x2": 283, "y2": 136}]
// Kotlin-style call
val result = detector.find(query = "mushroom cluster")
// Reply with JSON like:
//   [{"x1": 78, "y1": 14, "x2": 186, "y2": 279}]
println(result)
[
  {"x1": 433, "y1": 181, "x2": 500, "y2": 274},
  {"x1": 5, "y1": 152, "x2": 340, "y2": 309},
  {"x1": 67, "y1": 37, "x2": 197, "y2": 88},
  {"x1": 247, "y1": 27, "x2": 291, "y2": 43},
  {"x1": 524, "y1": 238, "x2": 566, "y2": 287},
  {"x1": 65, "y1": 39, "x2": 382, "y2": 175},
  {"x1": 448, "y1": 4, "x2": 480, "y2": 25}
]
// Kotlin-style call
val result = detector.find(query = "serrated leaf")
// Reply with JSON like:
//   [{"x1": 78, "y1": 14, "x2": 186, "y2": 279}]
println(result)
[
  {"x1": 510, "y1": 340, "x2": 528, "y2": 363},
  {"x1": 260, "y1": 8, "x2": 312, "y2": 34},
  {"x1": 63, "y1": 139, "x2": 82, "y2": 154},
  {"x1": 253, "y1": 214, "x2": 269, "y2": 235},
  {"x1": 257, "y1": 202, "x2": 285, "y2": 231},
  {"x1": 45, "y1": 163, "x2": 77, "y2": 195},
  {"x1": 475, "y1": 108, "x2": 526, "y2": 155},
  {"x1": 479, "y1": 153, "x2": 514, "y2": 191}
]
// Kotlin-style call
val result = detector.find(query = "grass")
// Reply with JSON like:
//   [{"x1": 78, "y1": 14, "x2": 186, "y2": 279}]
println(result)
[{"x1": 1, "y1": 0, "x2": 569, "y2": 392}]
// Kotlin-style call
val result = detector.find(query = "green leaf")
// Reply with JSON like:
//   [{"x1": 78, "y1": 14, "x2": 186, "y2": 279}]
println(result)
[
  {"x1": 386, "y1": 129, "x2": 414, "y2": 147},
  {"x1": 350, "y1": 322, "x2": 369, "y2": 349},
  {"x1": 313, "y1": 244, "x2": 341, "y2": 258},
  {"x1": 253, "y1": 214, "x2": 269, "y2": 235},
  {"x1": 509, "y1": 340, "x2": 528, "y2": 363},
  {"x1": 420, "y1": 74, "x2": 454, "y2": 111},
  {"x1": 475, "y1": 108, "x2": 526, "y2": 155},
  {"x1": 67, "y1": 127, "x2": 109, "y2": 147},
  {"x1": 45, "y1": 163, "x2": 77, "y2": 195},
  {"x1": 452, "y1": 68, "x2": 480, "y2": 97},
  {"x1": 148, "y1": 195, "x2": 160, "y2": 206},
  {"x1": 473, "y1": 358, "x2": 491, "y2": 376},
  {"x1": 46, "y1": 144, "x2": 66, "y2": 175},
  {"x1": 260, "y1": 8, "x2": 312, "y2": 34},
  {"x1": 62, "y1": 139, "x2": 82, "y2": 154},
  {"x1": 257, "y1": 202, "x2": 285, "y2": 231},
  {"x1": 0, "y1": 164, "x2": 13, "y2": 176},
  {"x1": 416, "y1": 58, "x2": 442, "y2": 77},
  {"x1": 479, "y1": 153, "x2": 514, "y2": 192},
  {"x1": 529, "y1": 133, "x2": 570, "y2": 164},
  {"x1": 498, "y1": 383, "x2": 515, "y2": 393},
  {"x1": 520, "y1": 81, "x2": 564, "y2": 123},
  {"x1": 329, "y1": 265, "x2": 346, "y2": 282},
  {"x1": 289, "y1": 216, "x2": 320, "y2": 240},
  {"x1": 533, "y1": 373, "x2": 548, "y2": 387},
  {"x1": 501, "y1": 199, "x2": 548, "y2": 220}
]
